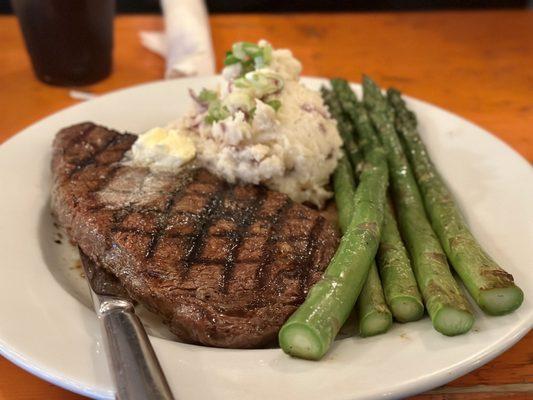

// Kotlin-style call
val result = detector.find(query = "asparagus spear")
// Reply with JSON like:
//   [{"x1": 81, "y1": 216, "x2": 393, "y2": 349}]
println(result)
[
  {"x1": 331, "y1": 78, "x2": 424, "y2": 323},
  {"x1": 378, "y1": 199, "x2": 425, "y2": 322},
  {"x1": 333, "y1": 152, "x2": 356, "y2": 234},
  {"x1": 363, "y1": 75, "x2": 474, "y2": 336},
  {"x1": 334, "y1": 156, "x2": 391, "y2": 336},
  {"x1": 321, "y1": 87, "x2": 363, "y2": 173},
  {"x1": 328, "y1": 82, "x2": 393, "y2": 336},
  {"x1": 278, "y1": 126, "x2": 389, "y2": 360},
  {"x1": 387, "y1": 88, "x2": 524, "y2": 315},
  {"x1": 357, "y1": 261, "x2": 393, "y2": 337},
  {"x1": 333, "y1": 154, "x2": 392, "y2": 337},
  {"x1": 333, "y1": 154, "x2": 388, "y2": 337}
]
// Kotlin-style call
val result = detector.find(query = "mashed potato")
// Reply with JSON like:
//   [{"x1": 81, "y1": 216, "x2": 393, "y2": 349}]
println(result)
[
  {"x1": 132, "y1": 41, "x2": 342, "y2": 207},
  {"x1": 171, "y1": 40, "x2": 342, "y2": 208}
]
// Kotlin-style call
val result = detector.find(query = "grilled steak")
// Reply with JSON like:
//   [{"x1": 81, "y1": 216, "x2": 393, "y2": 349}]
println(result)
[{"x1": 51, "y1": 122, "x2": 339, "y2": 348}]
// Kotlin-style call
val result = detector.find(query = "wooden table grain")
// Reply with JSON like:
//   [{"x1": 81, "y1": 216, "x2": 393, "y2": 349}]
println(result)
[{"x1": 0, "y1": 11, "x2": 531, "y2": 400}]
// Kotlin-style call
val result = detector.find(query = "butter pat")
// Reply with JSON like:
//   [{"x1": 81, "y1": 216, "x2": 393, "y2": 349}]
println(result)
[{"x1": 132, "y1": 127, "x2": 196, "y2": 171}]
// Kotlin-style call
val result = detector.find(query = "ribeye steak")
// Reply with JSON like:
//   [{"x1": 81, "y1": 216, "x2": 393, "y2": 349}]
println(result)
[{"x1": 51, "y1": 122, "x2": 339, "y2": 348}]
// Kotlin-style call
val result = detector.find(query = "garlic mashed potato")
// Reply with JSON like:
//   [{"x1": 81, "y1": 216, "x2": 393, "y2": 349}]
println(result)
[{"x1": 135, "y1": 40, "x2": 342, "y2": 208}]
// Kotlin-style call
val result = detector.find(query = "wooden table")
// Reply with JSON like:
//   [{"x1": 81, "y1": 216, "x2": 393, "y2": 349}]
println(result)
[{"x1": 0, "y1": 11, "x2": 531, "y2": 400}]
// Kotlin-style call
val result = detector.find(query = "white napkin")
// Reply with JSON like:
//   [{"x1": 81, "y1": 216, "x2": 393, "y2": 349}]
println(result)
[{"x1": 140, "y1": 0, "x2": 216, "y2": 78}]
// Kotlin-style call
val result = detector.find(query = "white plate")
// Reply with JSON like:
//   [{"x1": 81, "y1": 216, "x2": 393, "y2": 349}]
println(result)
[{"x1": 0, "y1": 77, "x2": 531, "y2": 400}]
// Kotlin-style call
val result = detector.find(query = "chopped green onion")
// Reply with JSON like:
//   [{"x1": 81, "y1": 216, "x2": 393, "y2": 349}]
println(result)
[
  {"x1": 197, "y1": 89, "x2": 230, "y2": 124},
  {"x1": 232, "y1": 42, "x2": 252, "y2": 60},
  {"x1": 223, "y1": 52, "x2": 240, "y2": 66},
  {"x1": 266, "y1": 99, "x2": 282, "y2": 111},
  {"x1": 224, "y1": 41, "x2": 274, "y2": 78},
  {"x1": 254, "y1": 55, "x2": 266, "y2": 69},
  {"x1": 241, "y1": 42, "x2": 263, "y2": 57},
  {"x1": 223, "y1": 91, "x2": 256, "y2": 113},
  {"x1": 198, "y1": 89, "x2": 218, "y2": 104},
  {"x1": 262, "y1": 44, "x2": 272, "y2": 65},
  {"x1": 241, "y1": 59, "x2": 256, "y2": 75},
  {"x1": 205, "y1": 100, "x2": 230, "y2": 124},
  {"x1": 234, "y1": 71, "x2": 284, "y2": 97}
]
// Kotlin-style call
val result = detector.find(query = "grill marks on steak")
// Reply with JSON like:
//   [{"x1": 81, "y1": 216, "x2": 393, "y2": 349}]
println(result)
[{"x1": 51, "y1": 122, "x2": 339, "y2": 348}]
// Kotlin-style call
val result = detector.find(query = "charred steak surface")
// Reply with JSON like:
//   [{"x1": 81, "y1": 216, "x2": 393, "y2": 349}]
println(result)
[{"x1": 51, "y1": 122, "x2": 339, "y2": 348}]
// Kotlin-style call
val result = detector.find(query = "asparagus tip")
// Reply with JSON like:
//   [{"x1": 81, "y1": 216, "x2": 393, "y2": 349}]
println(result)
[
  {"x1": 479, "y1": 286, "x2": 524, "y2": 316},
  {"x1": 362, "y1": 74, "x2": 373, "y2": 84}
]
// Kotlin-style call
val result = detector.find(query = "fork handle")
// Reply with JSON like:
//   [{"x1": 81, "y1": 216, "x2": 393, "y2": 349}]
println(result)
[{"x1": 98, "y1": 299, "x2": 175, "y2": 400}]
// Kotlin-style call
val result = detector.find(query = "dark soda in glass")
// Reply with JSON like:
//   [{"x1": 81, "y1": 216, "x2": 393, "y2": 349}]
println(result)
[{"x1": 12, "y1": 0, "x2": 115, "y2": 86}]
